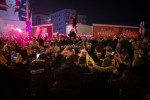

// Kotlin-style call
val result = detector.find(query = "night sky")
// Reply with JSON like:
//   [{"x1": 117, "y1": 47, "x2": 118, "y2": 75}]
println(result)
[{"x1": 33, "y1": 0, "x2": 150, "y2": 28}]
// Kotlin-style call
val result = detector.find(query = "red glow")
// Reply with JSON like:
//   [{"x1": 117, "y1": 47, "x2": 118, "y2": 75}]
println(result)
[{"x1": 15, "y1": 28, "x2": 22, "y2": 33}]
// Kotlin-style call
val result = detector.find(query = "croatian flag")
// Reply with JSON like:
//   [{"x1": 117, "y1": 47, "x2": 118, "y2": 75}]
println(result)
[{"x1": 139, "y1": 21, "x2": 145, "y2": 34}]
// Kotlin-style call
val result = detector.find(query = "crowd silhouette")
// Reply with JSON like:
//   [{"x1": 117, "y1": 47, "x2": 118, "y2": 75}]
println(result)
[{"x1": 0, "y1": 31, "x2": 150, "y2": 100}]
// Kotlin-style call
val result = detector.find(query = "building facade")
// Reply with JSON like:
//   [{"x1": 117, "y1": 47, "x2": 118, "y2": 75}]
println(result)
[
  {"x1": 77, "y1": 15, "x2": 87, "y2": 24},
  {"x1": 32, "y1": 14, "x2": 51, "y2": 26},
  {"x1": 50, "y1": 9, "x2": 87, "y2": 34}
]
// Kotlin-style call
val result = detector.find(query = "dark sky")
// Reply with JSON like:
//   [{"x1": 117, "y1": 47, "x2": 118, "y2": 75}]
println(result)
[{"x1": 33, "y1": 0, "x2": 150, "y2": 28}]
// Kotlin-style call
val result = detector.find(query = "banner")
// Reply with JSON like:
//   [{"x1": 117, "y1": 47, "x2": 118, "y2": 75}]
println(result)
[
  {"x1": 93, "y1": 24, "x2": 139, "y2": 38},
  {"x1": 30, "y1": 24, "x2": 53, "y2": 39},
  {"x1": 119, "y1": 27, "x2": 139, "y2": 38},
  {"x1": 93, "y1": 25, "x2": 119, "y2": 38}
]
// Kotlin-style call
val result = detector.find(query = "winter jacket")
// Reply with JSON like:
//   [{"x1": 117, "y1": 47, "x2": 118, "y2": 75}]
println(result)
[
  {"x1": 54, "y1": 62, "x2": 97, "y2": 100},
  {"x1": 108, "y1": 66, "x2": 150, "y2": 100}
]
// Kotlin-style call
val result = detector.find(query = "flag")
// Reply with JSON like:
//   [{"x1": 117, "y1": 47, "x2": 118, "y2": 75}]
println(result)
[{"x1": 139, "y1": 21, "x2": 145, "y2": 34}]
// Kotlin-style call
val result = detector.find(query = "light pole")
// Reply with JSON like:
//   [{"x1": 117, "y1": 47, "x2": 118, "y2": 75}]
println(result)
[{"x1": 26, "y1": 0, "x2": 29, "y2": 37}]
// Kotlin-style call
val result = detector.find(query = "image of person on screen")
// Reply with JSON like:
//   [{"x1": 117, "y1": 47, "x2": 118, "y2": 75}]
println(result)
[{"x1": 0, "y1": 0, "x2": 20, "y2": 20}]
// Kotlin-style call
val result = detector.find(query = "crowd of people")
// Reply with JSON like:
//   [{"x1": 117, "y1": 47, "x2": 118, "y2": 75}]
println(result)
[{"x1": 0, "y1": 31, "x2": 150, "y2": 100}]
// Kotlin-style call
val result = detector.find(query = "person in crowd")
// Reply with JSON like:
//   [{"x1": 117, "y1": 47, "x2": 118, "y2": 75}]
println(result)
[
  {"x1": 54, "y1": 43, "x2": 60, "y2": 53},
  {"x1": 108, "y1": 58, "x2": 150, "y2": 100},
  {"x1": 121, "y1": 49, "x2": 131, "y2": 67},
  {"x1": 69, "y1": 35, "x2": 78, "y2": 45},
  {"x1": 44, "y1": 41, "x2": 50, "y2": 49},
  {"x1": 121, "y1": 36, "x2": 129, "y2": 52},
  {"x1": 116, "y1": 37, "x2": 124, "y2": 54},
  {"x1": 3, "y1": 39, "x2": 10, "y2": 52},
  {"x1": 89, "y1": 36, "x2": 98, "y2": 53},
  {"x1": 0, "y1": 31, "x2": 150, "y2": 100},
  {"x1": 31, "y1": 48, "x2": 37, "y2": 58},
  {"x1": 86, "y1": 44, "x2": 92, "y2": 56},
  {"x1": 0, "y1": 54, "x2": 14, "y2": 100},
  {"x1": 28, "y1": 53, "x2": 52, "y2": 100},
  {"x1": 79, "y1": 49, "x2": 95, "y2": 67},
  {"x1": 0, "y1": 46, "x2": 3, "y2": 54},
  {"x1": 141, "y1": 37, "x2": 149, "y2": 61},
  {"x1": 54, "y1": 54, "x2": 97, "y2": 100},
  {"x1": 51, "y1": 36, "x2": 58, "y2": 45},
  {"x1": 111, "y1": 35, "x2": 118, "y2": 51},
  {"x1": 92, "y1": 46, "x2": 105, "y2": 66},
  {"x1": 96, "y1": 38, "x2": 105, "y2": 50},
  {"x1": 37, "y1": 35, "x2": 44, "y2": 47},
  {"x1": 45, "y1": 47, "x2": 53, "y2": 62},
  {"x1": 78, "y1": 56, "x2": 90, "y2": 73},
  {"x1": 2, "y1": 43, "x2": 11, "y2": 65},
  {"x1": 29, "y1": 37, "x2": 39, "y2": 48},
  {"x1": 92, "y1": 57, "x2": 119, "y2": 100},
  {"x1": 78, "y1": 56, "x2": 94, "y2": 100},
  {"x1": 0, "y1": 53, "x2": 29, "y2": 100},
  {"x1": 39, "y1": 46, "x2": 45, "y2": 53},
  {"x1": 51, "y1": 46, "x2": 75, "y2": 71},
  {"x1": 103, "y1": 37, "x2": 110, "y2": 47},
  {"x1": 58, "y1": 35, "x2": 66, "y2": 47},
  {"x1": 69, "y1": 14, "x2": 78, "y2": 33},
  {"x1": 21, "y1": 47, "x2": 33, "y2": 60},
  {"x1": 81, "y1": 36, "x2": 88, "y2": 48},
  {"x1": 138, "y1": 33, "x2": 145, "y2": 42}
]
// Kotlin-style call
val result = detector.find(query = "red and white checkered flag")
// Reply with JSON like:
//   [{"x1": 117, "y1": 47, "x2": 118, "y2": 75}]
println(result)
[{"x1": 139, "y1": 21, "x2": 145, "y2": 34}]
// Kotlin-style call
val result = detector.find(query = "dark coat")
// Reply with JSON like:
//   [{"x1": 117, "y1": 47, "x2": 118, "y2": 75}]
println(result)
[
  {"x1": 92, "y1": 65, "x2": 120, "y2": 100},
  {"x1": 58, "y1": 40, "x2": 67, "y2": 46},
  {"x1": 0, "y1": 64, "x2": 25, "y2": 100},
  {"x1": 111, "y1": 39, "x2": 118, "y2": 51},
  {"x1": 51, "y1": 54, "x2": 66, "y2": 70},
  {"x1": 28, "y1": 59, "x2": 51, "y2": 96},
  {"x1": 37, "y1": 38, "x2": 44, "y2": 46},
  {"x1": 54, "y1": 62, "x2": 96, "y2": 100},
  {"x1": 68, "y1": 39, "x2": 78, "y2": 45},
  {"x1": 97, "y1": 41, "x2": 106, "y2": 50},
  {"x1": 90, "y1": 39, "x2": 97, "y2": 52},
  {"x1": 109, "y1": 66, "x2": 150, "y2": 100},
  {"x1": 86, "y1": 49, "x2": 93, "y2": 56}
]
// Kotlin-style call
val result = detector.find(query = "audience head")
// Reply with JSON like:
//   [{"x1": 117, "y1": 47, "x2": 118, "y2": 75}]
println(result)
[
  {"x1": 61, "y1": 46, "x2": 75, "y2": 59},
  {"x1": 102, "y1": 58, "x2": 112, "y2": 67},
  {"x1": 27, "y1": 47, "x2": 32, "y2": 56},
  {"x1": 0, "y1": 54, "x2": 7, "y2": 66},
  {"x1": 78, "y1": 56, "x2": 86, "y2": 65},
  {"x1": 38, "y1": 53, "x2": 48, "y2": 62},
  {"x1": 79, "y1": 49, "x2": 87, "y2": 57},
  {"x1": 67, "y1": 54, "x2": 79, "y2": 65},
  {"x1": 32, "y1": 37, "x2": 36, "y2": 42}
]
